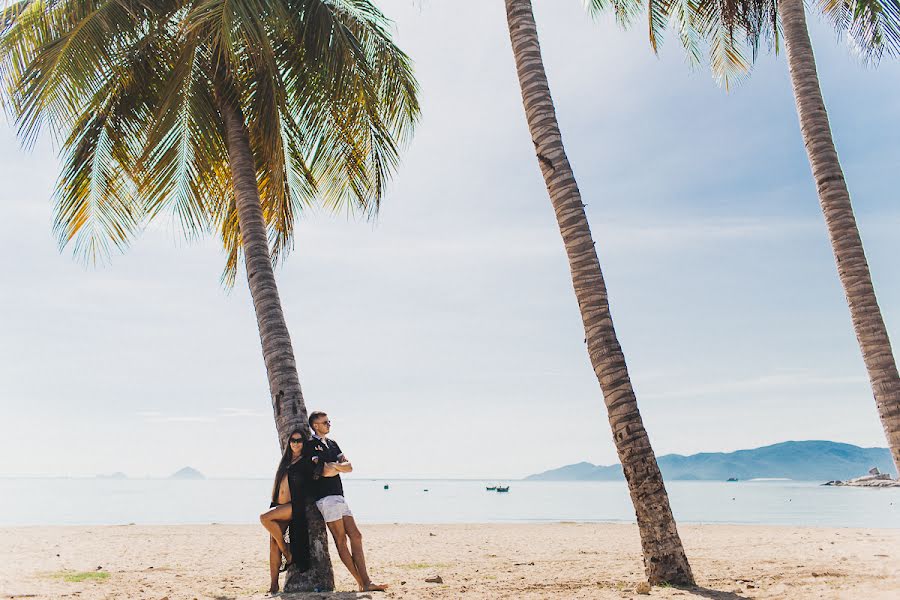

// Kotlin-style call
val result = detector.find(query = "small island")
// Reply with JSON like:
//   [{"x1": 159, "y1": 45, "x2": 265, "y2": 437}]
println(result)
[
  {"x1": 823, "y1": 467, "x2": 900, "y2": 488},
  {"x1": 168, "y1": 467, "x2": 205, "y2": 480}
]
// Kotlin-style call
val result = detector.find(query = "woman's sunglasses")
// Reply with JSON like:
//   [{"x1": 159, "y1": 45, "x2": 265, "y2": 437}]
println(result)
[{"x1": 289, "y1": 437, "x2": 304, "y2": 444}]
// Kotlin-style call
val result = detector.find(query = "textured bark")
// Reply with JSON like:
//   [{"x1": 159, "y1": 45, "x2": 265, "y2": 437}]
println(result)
[
  {"x1": 504, "y1": 0, "x2": 694, "y2": 585},
  {"x1": 779, "y1": 0, "x2": 900, "y2": 474},
  {"x1": 213, "y1": 72, "x2": 335, "y2": 592}
]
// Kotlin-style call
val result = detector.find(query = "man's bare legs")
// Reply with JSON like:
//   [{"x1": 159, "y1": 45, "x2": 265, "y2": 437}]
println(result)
[
  {"x1": 325, "y1": 518, "x2": 363, "y2": 588},
  {"x1": 343, "y1": 516, "x2": 387, "y2": 591},
  {"x1": 325, "y1": 517, "x2": 387, "y2": 592}
]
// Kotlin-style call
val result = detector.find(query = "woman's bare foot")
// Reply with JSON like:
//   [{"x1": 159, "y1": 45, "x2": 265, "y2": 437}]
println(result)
[
  {"x1": 279, "y1": 551, "x2": 293, "y2": 572},
  {"x1": 361, "y1": 581, "x2": 388, "y2": 592},
  {"x1": 268, "y1": 584, "x2": 279, "y2": 594}
]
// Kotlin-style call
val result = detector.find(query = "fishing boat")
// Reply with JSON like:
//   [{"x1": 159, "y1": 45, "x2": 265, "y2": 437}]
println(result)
[
  {"x1": 496, "y1": 485, "x2": 510, "y2": 493},
  {"x1": 485, "y1": 485, "x2": 497, "y2": 491}
]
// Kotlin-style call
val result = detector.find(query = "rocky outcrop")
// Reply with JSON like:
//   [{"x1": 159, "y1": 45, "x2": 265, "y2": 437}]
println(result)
[{"x1": 823, "y1": 467, "x2": 900, "y2": 488}]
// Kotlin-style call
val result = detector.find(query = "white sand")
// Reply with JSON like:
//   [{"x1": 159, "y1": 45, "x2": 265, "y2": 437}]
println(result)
[{"x1": 1, "y1": 523, "x2": 899, "y2": 599}]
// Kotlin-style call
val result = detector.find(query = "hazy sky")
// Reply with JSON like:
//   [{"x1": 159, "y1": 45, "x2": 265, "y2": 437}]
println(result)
[{"x1": 1, "y1": 1, "x2": 898, "y2": 479}]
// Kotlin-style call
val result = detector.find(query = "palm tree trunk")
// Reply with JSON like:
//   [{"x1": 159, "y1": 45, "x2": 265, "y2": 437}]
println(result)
[
  {"x1": 213, "y1": 70, "x2": 335, "y2": 592},
  {"x1": 778, "y1": 0, "x2": 900, "y2": 475},
  {"x1": 504, "y1": 0, "x2": 694, "y2": 585}
]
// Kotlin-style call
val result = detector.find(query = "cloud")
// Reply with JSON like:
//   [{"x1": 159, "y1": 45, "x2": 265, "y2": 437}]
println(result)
[
  {"x1": 641, "y1": 368, "x2": 869, "y2": 400},
  {"x1": 162, "y1": 416, "x2": 217, "y2": 423},
  {"x1": 221, "y1": 408, "x2": 270, "y2": 418},
  {"x1": 137, "y1": 411, "x2": 216, "y2": 424}
]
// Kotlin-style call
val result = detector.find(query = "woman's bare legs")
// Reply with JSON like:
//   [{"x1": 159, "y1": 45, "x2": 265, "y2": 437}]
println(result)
[
  {"x1": 268, "y1": 531, "x2": 283, "y2": 593},
  {"x1": 260, "y1": 504, "x2": 293, "y2": 562}
]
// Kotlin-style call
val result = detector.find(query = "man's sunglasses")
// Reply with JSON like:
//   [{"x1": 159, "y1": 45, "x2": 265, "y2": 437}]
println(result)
[
  {"x1": 289, "y1": 437, "x2": 304, "y2": 444},
  {"x1": 316, "y1": 420, "x2": 331, "y2": 426}
]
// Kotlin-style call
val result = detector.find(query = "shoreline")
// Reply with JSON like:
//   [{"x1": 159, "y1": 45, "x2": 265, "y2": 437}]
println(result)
[
  {"x1": 2, "y1": 523, "x2": 899, "y2": 599},
  {"x1": 4, "y1": 519, "x2": 900, "y2": 529}
]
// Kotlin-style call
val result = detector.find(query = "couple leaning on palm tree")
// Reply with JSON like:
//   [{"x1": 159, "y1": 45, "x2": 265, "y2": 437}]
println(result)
[
  {"x1": 260, "y1": 412, "x2": 385, "y2": 595},
  {"x1": 1, "y1": 0, "x2": 898, "y2": 593}
]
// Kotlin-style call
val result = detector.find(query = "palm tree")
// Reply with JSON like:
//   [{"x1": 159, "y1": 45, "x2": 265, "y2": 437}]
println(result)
[
  {"x1": 0, "y1": 0, "x2": 418, "y2": 590},
  {"x1": 504, "y1": 0, "x2": 694, "y2": 585},
  {"x1": 595, "y1": 0, "x2": 900, "y2": 475}
]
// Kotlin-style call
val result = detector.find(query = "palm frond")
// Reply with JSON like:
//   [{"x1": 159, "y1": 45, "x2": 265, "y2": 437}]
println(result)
[
  {"x1": 585, "y1": 0, "x2": 645, "y2": 28},
  {"x1": 818, "y1": 0, "x2": 900, "y2": 61},
  {"x1": 140, "y1": 39, "x2": 224, "y2": 238},
  {"x1": 0, "y1": 0, "x2": 420, "y2": 280}
]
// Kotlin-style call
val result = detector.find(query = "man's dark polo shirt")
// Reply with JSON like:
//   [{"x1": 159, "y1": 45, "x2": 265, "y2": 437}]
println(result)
[{"x1": 304, "y1": 436, "x2": 345, "y2": 501}]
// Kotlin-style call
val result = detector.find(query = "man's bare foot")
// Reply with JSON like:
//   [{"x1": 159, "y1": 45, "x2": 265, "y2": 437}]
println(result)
[
  {"x1": 268, "y1": 584, "x2": 279, "y2": 594},
  {"x1": 361, "y1": 582, "x2": 388, "y2": 592}
]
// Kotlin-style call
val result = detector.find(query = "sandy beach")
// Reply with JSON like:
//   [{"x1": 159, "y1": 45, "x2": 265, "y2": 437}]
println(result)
[{"x1": 1, "y1": 523, "x2": 898, "y2": 599}]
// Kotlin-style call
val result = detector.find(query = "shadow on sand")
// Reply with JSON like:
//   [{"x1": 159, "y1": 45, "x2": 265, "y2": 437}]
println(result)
[
  {"x1": 263, "y1": 594, "x2": 374, "y2": 599},
  {"x1": 681, "y1": 586, "x2": 752, "y2": 600}
]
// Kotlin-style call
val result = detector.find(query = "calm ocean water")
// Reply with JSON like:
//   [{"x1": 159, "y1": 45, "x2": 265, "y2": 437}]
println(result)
[{"x1": 1, "y1": 478, "x2": 898, "y2": 528}]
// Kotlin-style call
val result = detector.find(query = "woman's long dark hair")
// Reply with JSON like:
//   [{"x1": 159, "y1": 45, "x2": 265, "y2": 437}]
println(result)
[{"x1": 271, "y1": 429, "x2": 305, "y2": 504}]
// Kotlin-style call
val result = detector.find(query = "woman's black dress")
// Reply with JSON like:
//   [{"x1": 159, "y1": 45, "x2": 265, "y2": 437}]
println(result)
[{"x1": 285, "y1": 459, "x2": 311, "y2": 571}]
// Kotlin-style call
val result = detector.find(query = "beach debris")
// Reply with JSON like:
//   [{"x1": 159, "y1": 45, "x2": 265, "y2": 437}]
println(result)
[
  {"x1": 425, "y1": 575, "x2": 443, "y2": 584},
  {"x1": 429, "y1": 532, "x2": 437, "y2": 537},
  {"x1": 400, "y1": 581, "x2": 406, "y2": 585},
  {"x1": 514, "y1": 562, "x2": 534, "y2": 566},
  {"x1": 635, "y1": 581, "x2": 651, "y2": 594}
]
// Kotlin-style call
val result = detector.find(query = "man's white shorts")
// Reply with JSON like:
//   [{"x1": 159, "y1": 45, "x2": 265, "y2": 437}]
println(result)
[{"x1": 315, "y1": 495, "x2": 353, "y2": 523}]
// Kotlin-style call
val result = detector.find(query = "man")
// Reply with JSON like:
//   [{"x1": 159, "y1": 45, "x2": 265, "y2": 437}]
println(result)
[{"x1": 305, "y1": 411, "x2": 387, "y2": 592}]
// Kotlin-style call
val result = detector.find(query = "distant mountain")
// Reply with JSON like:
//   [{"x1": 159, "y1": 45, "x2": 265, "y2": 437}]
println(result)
[
  {"x1": 526, "y1": 441, "x2": 897, "y2": 481},
  {"x1": 169, "y1": 467, "x2": 205, "y2": 480}
]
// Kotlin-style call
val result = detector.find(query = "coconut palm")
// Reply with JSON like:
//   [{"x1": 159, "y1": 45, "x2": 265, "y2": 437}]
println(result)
[
  {"x1": 0, "y1": 0, "x2": 418, "y2": 590},
  {"x1": 504, "y1": 0, "x2": 694, "y2": 585},
  {"x1": 588, "y1": 0, "x2": 900, "y2": 474}
]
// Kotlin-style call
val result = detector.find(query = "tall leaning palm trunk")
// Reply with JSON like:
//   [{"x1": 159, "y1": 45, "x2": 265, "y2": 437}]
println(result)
[
  {"x1": 504, "y1": 0, "x2": 693, "y2": 585},
  {"x1": 1, "y1": 1, "x2": 418, "y2": 592},
  {"x1": 778, "y1": 0, "x2": 900, "y2": 474},
  {"x1": 214, "y1": 72, "x2": 333, "y2": 592}
]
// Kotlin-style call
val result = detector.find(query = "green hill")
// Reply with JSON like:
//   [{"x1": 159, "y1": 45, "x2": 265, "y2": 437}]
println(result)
[{"x1": 525, "y1": 441, "x2": 896, "y2": 481}]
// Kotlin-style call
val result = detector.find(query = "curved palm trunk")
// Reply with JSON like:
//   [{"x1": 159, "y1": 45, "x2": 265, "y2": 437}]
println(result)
[
  {"x1": 214, "y1": 73, "x2": 335, "y2": 592},
  {"x1": 778, "y1": 0, "x2": 900, "y2": 475},
  {"x1": 504, "y1": 0, "x2": 693, "y2": 585}
]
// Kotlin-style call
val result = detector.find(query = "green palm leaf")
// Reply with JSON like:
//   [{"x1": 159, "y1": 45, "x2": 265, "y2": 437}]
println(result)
[{"x1": 0, "y1": 0, "x2": 419, "y2": 277}]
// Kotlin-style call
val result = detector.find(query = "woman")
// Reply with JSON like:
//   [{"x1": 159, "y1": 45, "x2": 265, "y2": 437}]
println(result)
[{"x1": 259, "y1": 430, "x2": 311, "y2": 594}]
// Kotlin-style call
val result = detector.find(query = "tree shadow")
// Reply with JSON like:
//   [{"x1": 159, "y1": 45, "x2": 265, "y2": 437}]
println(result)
[
  {"x1": 679, "y1": 586, "x2": 751, "y2": 600},
  {"x1": 270, "y1": 594, "x2": 373, "y2": 599}
]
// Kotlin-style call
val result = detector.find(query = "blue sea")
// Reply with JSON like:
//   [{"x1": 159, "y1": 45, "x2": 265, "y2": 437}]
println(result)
[{"x1": 1, "y1": 478, "x2": 898, "y2": 528}]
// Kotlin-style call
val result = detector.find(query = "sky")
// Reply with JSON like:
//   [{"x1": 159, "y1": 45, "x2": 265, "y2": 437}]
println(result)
[{"x1": 1, "y1": 0, "x2": 899, "y2": 480}]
